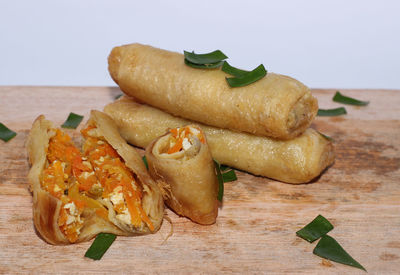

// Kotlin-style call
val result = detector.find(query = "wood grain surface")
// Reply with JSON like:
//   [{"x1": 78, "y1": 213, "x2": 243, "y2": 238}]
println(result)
[{"x1": 0, "y1": 86, "x2": 399, "y2": 274}]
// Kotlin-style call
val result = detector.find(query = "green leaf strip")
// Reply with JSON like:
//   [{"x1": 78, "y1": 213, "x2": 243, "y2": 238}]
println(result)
[
  {"x1": 296, "y1": 215, "x2": 334, "y2": 243},
  {"x1": 184, "y1": 50, "x2": 227, "y2": 65},
  {"x1": 61, "y1": 112, "x2": 84, "y2": 129},
  {"x1": 184, "y1": 59, "x2": 224, "y2": 69},
  {"x1": 226, "y1": 64, "x2": 267, "y2": 88},
  {"x1": 222, "y1": 170, "x2": 237, "y2": 182},
  {"x1": 222, "y1": 61, "x2": 249, "y2": 77},
  {"x1": 317, "y1": 107, "x2": 347, "y2": 117},
  {"x1": 214, "y1": 160, "x2": 224, "y2": 202},
  {"x1": 333, "y1": 91, "x2": 369, "y2": 106},
  {"x1": 313, "y1": 235, "x2": 366, "y2": 271},
  {"x1": 84, "y1": 233, "x2": 116, "y2": 260},
  {"x1": 317, "y1": 131, "x2": 334, "y2": 142},
  {"x1": 142, "y1": 156, "x2": 148, "y2": 170},
  {"x1": 0, "y1": 123, "x2": 17, "y2": 142}
]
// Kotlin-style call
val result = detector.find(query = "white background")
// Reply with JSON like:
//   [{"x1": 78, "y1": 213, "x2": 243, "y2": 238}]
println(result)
[{"x1": 0, "y1": 0, "x2": 399, "y2": 89}]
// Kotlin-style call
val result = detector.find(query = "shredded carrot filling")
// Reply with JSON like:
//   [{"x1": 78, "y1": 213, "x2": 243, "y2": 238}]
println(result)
[
  {"x1": 41, "y1": 129, "x2": 107, "y2": 243},
  {"x1": 82, "y1": 125, "x2": 154, "y2": 231},
  {"x1": 167, "y1": 126, "x2": 205, "y2": 154}
]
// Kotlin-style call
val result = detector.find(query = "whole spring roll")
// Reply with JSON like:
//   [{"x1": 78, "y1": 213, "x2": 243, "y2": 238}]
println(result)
[
  {"x1": 104, "y1": 98, "x2": 335, "y2": 184},
  {"x1": 145, "y1": 125, "x2": 218, "y2": 225},
  {"x1": 26, "y1": 111, "x2": 163, "y2": 244},
  {"x1": 108, "y1": 43, "x2": 318, "y2": 140}
]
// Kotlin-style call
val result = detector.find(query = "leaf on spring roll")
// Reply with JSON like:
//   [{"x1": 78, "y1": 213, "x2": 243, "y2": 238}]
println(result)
[
  {"x1": 226, "y1": 64, "x2": 267, "y2": 87},
  {"x1": 0, "y1": 123, "x2": 17, "y2": 142},
  {"x1": 184, "y1": 50, "x2": 227, "y2": 65},
  {"x1": 222, "y1": 169, "x2": 237, "y2": 182},
  {"x1": 333, "y1": 91, "x2": 369, "y2": 106},
  {"x1": 85, "y1": 233, "x2": 116, "y2": 260},
  {"x1": 313, "y1": 235, "x2": 366, "y2": 271},
  {"x1": 222, "y1": 61, "x2": 249, "y2": 77},
  {"x1": 184, "y1": 59, "x2": 224, "y2": 69},
  {"x1": 214, "y1": 160, "x2": 224, "y2": 202},
  {"x1": 61, "y1": 112, "x2": 84, "y2": 129},
  {"x1": 296, "y1": 215, "x2": 334, "y2": 243},
  {"x1": 142, "y1": 156, "x2": 148, "y2": 170},
  {"x1": 115, "y1": 94, "x2": 123, "y2": 100},
  {"x1": 317, "y1": 107, "x2": 347, "y2": 117},
  {"x1": 317, "y1": 131, "x2": 334, "y2": 142}
]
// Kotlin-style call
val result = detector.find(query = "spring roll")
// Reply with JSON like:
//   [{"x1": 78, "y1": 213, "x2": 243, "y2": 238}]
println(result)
[
  {"x1": 104, "y1": 98, "x2": 335, "y2": 184},
  {"x1": 26, "y1": 111, "x2": 163, "y2": 244},
  {"x1": 145, "y1": 125, "x2": 218, "y2": 225},
  {"x1": 108, "y1": 43, "x2": 318, "y2": 140}
]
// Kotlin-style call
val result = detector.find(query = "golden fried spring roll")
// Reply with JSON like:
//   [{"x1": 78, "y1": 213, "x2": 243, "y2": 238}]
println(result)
[
  {"x1": 26, "y1": 111, "x2": 163, "y2": 244},
  {"x1": 145, "y1": 125, "x2": 218, "y2": 225},
  {"x1": 108, "y1": 43, "x2": 318, "y2": 139},
  {"x1": 104, "y1": 98, "x2": 335, "y2": 184}
]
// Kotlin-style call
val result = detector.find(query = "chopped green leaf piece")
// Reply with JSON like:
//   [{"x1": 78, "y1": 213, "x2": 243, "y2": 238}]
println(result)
[
  {"x1": 317, "y1": 107, "x2": 347, "y2": 117},
  {"x1": 222, "y1": 169, "x2": 237, "y2": 182},
  {"x1": 115, "y1": 94, "x2": 123, "y2": 100},
  {"x1": 142, "y1": 156, "x2": 148, "y2": 170},
  {"x1": 85, "y1": 233, "x2": 116, "y2": 260},
  {"x1": 184, "y1": 59, "x2": 224, "y2": 69},
  {"x1": 0, "y1": 123, "x2": 17, "y2": 142},
  {"x1": 317, "y1": 131, "x2": 334, "y2": 142},
  {"x1": 226, "y1": 64, "x2": 267, "y2": 87},
  {"x1": 220, "y1": 164, "x2": 230, "y2": 172},
  {"x1": 184, "y1": 50, "x2": 227, "y2": 65},
  {"x1": 214, "y1": 160, "x2": 224, "y2": 202},
  {"x1": 222, "y1": 61, "x2": 249, "y2": 77},
  {"x1": 296, "y1": 215, "x2": 334, "y2": 243},
  {"x1": 333, "y1": 91, "x2": 369, "y2": 106},
  {"x1": 313, "y1": 235, "x2": 366, "y2": 271},
  {"x1": 61, "y1": 112, "x2": 84, "y2": 129}
]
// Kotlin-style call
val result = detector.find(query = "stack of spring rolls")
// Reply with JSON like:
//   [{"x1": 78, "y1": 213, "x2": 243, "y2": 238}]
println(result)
[{"x1": 105, "y1": 43, "x2": 335, "y2": 184}]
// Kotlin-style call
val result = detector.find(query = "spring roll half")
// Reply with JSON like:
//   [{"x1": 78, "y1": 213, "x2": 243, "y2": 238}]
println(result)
[
  {"x1": 108, "y1": 43, "x2": 318, "y2": 140},
  {"x1": 26, "y1": 111, "x2": 163, "y2": 245},
  {"x1": 145, "y1": 125, "x2": 218, "y2": 225},
  {"x1": 104, "y1": 98, "x2": 335, "y2": 184}
]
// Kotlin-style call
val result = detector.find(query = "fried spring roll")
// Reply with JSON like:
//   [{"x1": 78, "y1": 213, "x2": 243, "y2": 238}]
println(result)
[
  {"x1": 26, "y1": 111, "x2": 163, "y2": 244},
  {"x1": 108, "y1": 43, "x2": 318, "y2": 140},
  {"x1": 104, "y1": 98, "x2": 335, "y2": 184},
  {"x1": 145, "y1": 125, "x2": 218, "y2": 225}
]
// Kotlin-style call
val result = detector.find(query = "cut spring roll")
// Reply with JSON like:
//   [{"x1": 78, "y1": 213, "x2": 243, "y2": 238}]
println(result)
[
  {"x1": 104, "y1": 98, "x2": 335, "y2": 184},
  {"x1": 108, "y1": 43, "x2": 318, "y2": 140},
  {"x1": 26, "y1": 111, "x2": 163, "y2": 244},
  {"x1": 145, "y1": 125, "x2": 218, "y2": 225}
]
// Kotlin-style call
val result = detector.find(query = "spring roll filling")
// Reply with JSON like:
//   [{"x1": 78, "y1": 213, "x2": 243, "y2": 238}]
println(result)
[
  {"x1": 155, "y1": 126, "x2": 205, "y2": 160},
  {"x1": 81, "y1": 125, "x2": 154, "y2": 231}
]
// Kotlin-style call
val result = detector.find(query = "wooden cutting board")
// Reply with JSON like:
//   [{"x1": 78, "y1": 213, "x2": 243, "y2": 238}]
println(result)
[{"x1": 0, "y1": 86, "x2": 399, "y2": 274}]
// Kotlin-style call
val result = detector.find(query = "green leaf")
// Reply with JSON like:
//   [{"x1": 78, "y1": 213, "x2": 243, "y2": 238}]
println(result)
[
  {"x1": 0, "y1": 123, "x2": 16, "y2": 142},
  {"x1": 184, "y1": 59, "x2": 224, "y2": 69},
  {"x1": 61, "y1": 112, "x2": 84, "y2": 129},
  {"x1": 317, "y1": 131, "x2": 334, "y2": 142},
  {"x1": 84, "y1": 233, "x2": 116, "y2": 260},
  {"x1": 184, "y1": 50, "x2": 227, "y2": 65},
  {"x1": 333, "y1": 91, "x2": 369, "y2": 106},
  {"x1": 296, "y1": 215, "x2": 334, "y2": 243},
  {"x1": 317, "y1": 107, "x2": 347, "y2": 117},
  {"x1": 222, "y1": 169, "x2": 237, "y2": 182},
  {"x1": 226, "y1": 64, "x2": 267, "y2": 87},
  {"x1": 313, "y1": 235, "x2": 366, "y2": 271},
  {"x1": 214, "y1": 159, "x2": 224, "y2": 202},
  {"x1": 114, "y1": 94, "x2": 123, "y2": 100},
  {"x1": 142, "y1": 156, "x2": 148, "y2": 170},
  {"x1": 222, "y1": 61, "x2": 249, "y2": 77}
]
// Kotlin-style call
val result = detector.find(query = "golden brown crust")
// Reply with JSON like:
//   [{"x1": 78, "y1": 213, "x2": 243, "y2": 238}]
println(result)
[
  {"x1": 145, "y1": 126, "x2": 218, "y2": 225},
  {"x1": 108, "y1": 43, "x2": 318, "y2": 139},
  {"x1": 26, "y1": 113, "x2": 164, "y2": 244},
  {"x1": 104, "y1": 98, "x2": 335, "y2": 184}
]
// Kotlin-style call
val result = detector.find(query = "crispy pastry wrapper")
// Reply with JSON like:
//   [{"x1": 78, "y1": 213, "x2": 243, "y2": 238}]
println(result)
[
  {"x1": 108, "y1": 43, "x2": 318, "y2": 140},
  {"x1": 104, "y1": 98, "x2": 335, "y2": 184},
  {"x1": 26, "y1": 111, "x2": 164, "y2": 245},
  {"x1": 145, "y1": 126, "x2": 218, "y2": 225}
]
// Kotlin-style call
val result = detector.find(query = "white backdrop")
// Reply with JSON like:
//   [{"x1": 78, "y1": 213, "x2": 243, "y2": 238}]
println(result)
[{"x1": 0, "y1": 0, "x2": 399, "y2": 89}]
